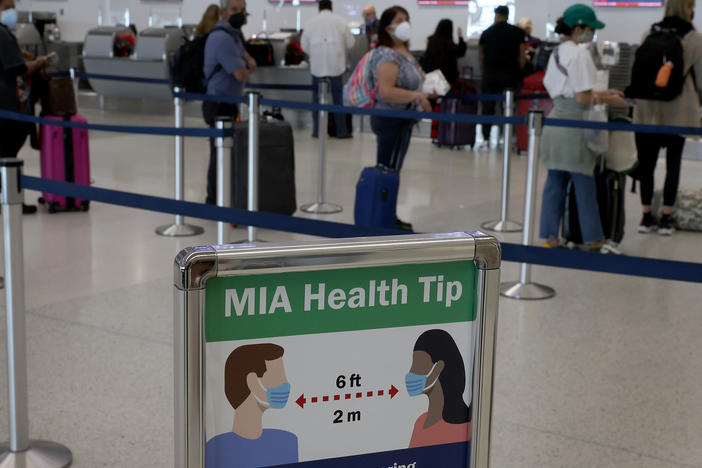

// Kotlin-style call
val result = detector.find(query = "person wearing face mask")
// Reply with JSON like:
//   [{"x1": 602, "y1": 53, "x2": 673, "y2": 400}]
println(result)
[
  {"x1": 301, "y1": 0, "x2": 355, "y2": 139},
  {"x1": 369, "y1": 6, "x2": 432, "y2": 232},
  {"x1": 630, "y1": 0, "x2": 702, "y2": 236},
  {"x1": 202, "y1": 0, "x2": 257, "y2": 205},
  {"x1": 206, "y1": 343, "x2": 298, "y2": 468},
  {"x1": 539, "y1": 4, "x2": 631, "y2": 254},
  {"x1": 362, "y1": 4, "x2": 379, "y2": 45},
  {"x1": 0, "y1": 0, "x2": 51, "y2": 214},
  {"x1": 406, "y1": 329, "x2": 471, "y2": 448}
]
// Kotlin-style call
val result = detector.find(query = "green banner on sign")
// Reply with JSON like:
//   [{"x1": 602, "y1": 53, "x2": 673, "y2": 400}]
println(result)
[{"x1": 205, "y1": 261, "x2": 477, "y2": 342}]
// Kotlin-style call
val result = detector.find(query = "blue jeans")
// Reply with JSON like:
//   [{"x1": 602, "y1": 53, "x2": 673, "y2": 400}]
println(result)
[
  {"x1": 312, "y1": 75, "x2": 347, "y2": 137},
  {"x1": 540, "y1": 170, "x2": 604, "y2": 245},
  {"x1": 370, "y1": 116, "x2": 414, "y2": 172}
]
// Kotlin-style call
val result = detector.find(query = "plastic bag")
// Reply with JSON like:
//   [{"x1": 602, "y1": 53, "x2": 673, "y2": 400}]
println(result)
[
  {"x1": 605, "y1": 117, "x2": 638, "y2": 173},
  {"x1": 422, "y1": 69, "x2": 451, "y2": 96},
  {"x1": 584, "y1": 103, "x2": 609, "y2": 154}
]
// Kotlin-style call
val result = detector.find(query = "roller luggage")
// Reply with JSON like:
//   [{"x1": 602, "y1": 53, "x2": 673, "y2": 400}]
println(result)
[
  {"x1": 354, "y1": 166, "x2": 399, "y2": 229},
  {"x1": 246, "y1": 39, "x2": 275, "y2": 67},
  {"x1": 517, "y1": 72, "x2": 553, "y2": 153},
  {"x1": 437, "y1": 96, "x2": 477, "y2": 149},
  {"x1": 563, "y1": 165, "x2": 626, "y2": 245},
  {"x1": 40, "y1": 114, "x2": 91, "y2": 213},
  {"x1": 231, "y1": 120, "x2": 297, "y2": 215}
]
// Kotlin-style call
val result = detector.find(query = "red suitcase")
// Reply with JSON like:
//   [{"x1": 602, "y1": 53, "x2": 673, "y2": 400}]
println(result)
[
  {"x1": 517, "y1": 72, "x2": 553, "y2": 152},
  {"x1": 40, "y1": 115, "x2": 91, "y2": 213}
]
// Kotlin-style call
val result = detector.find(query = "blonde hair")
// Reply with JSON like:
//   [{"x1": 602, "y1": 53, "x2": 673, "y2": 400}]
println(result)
[
  {"x1": 665, "y1": 0, "x2": 695, "y2": 21},
  {"x1": 196, "y1": 4, "x2": 221, "y2": 36},
  {"x1": 516, "y1": 17, "x2": 532, "y2": 32}
]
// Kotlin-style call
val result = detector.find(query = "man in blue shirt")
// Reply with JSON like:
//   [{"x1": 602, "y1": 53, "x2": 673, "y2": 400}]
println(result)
[
  {"x1": 206, "y1": 343, "x2": 298, "y2": 468},
  {"x1": 202, "y1": 0, "x2": 256, "y2": 205}
]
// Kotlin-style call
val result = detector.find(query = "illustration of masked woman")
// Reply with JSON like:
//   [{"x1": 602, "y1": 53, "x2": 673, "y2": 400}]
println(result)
[{"x1": 406, "y1": 329, "x2": 471, "y2": 448}]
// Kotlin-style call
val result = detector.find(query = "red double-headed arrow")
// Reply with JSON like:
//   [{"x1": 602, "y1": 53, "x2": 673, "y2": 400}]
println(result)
[{"x1": 296, "y1": 385, "x2": 399, "y2": 409}]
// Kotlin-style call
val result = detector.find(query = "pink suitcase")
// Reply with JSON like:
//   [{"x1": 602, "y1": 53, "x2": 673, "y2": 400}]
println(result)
[{"x1": 40, "y1": 115, "x2": 90, "y2": 213}]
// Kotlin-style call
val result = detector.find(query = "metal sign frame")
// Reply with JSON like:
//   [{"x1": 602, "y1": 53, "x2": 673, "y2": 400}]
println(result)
[{"x1": 173, "y1": 232, "x2": 501, "y2": 468}]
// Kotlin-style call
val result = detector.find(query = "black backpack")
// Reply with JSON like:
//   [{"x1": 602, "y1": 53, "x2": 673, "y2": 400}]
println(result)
[
  {"x1": 625, "y1": 22, "x2": 693, "y2": 101},
  {"x1": 170, "y1": 26, "x2": 228, "y2": 93}
]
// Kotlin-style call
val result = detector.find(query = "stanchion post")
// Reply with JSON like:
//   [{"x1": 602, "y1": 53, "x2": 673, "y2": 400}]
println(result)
[
  {"x1": 481, "y1": 88, "x2": 522, "y2": 233},
  {"x1": 216, "y1": 118, "x2": 234, "y2": 245},
  {"x1": 156, "y1": 86, "x2": 205, "y2": 237},
  {"x1": 0, "y1": 159, "x2": 72, "y2": 467},
  {"x1": 246, "y1": 91, "x2": 262, "y2": 243},
  {"x1": 301, "y1": 78, "x2": 342, "y2": 214},
  {"x1": 500, "y1": 110, "x2": 555, "y2": 300}
]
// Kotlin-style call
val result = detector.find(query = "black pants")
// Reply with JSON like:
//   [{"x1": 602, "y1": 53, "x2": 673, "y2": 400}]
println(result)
[
  {"x1": 0, "y1": 118, "x2": 30, "y2": 158},
  {"x1": 203, "y1": 102, "x2": 238, "y2": 205},
  {"x1": 634, "y1": 132, "x2": 685, "y2": 207},
  {"x1": 481, "y1": 75, "x2": 519, "y2": 141},
  {"x1": 370, "y1": 116, "x2": 414, "y2": 172}
]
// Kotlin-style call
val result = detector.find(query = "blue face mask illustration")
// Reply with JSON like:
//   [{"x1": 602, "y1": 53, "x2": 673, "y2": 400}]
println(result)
[
  {"x1": 1, "y1": 9, "x2": 19, "y2": 29},
  {"x1": 254, "y1": 379, "x2": 291, "y2": 409},
  {"x1": 405, "y1": 363, "x2": 438, "y2": 397}
]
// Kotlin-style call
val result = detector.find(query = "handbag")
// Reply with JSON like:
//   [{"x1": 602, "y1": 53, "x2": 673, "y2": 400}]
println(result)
[{"x1": 604, "y1": 117, "x2": 638, "y2": 173}]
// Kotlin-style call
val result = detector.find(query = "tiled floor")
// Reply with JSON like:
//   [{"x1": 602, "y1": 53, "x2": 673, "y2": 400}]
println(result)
[{"x1": 0, "y1": 101, "x2": 700, "y2": 467}]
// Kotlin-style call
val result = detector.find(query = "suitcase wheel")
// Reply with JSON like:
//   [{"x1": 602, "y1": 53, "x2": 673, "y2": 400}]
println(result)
[
  {"x1": 38, "y1": 197, "x2": 45, "y2": 205},
  {"x1": 48, "y1": 203, "x2": 58, "y2": 214},
  {"x1": 80, "y1": 201, "x2": 90, "y2": 212}
]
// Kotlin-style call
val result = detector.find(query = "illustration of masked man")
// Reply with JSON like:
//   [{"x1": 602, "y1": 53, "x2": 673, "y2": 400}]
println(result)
[{"x1": 206, "y1": 343, "x2": 298, "y2": 468}]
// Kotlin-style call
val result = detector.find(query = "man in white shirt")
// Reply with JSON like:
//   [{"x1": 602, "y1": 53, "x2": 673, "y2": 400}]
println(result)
[{"x1": 302, "y1": 0, "x2": 355, "y2": 138}]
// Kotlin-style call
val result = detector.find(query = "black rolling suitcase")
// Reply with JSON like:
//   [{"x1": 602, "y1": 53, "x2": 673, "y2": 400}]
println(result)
[
  {"x1": 564, "y1": 163, "x2": 626, "y2": 245},
  {"x1": 231, "y1": 120, "x2": 297, "y2": 215}
]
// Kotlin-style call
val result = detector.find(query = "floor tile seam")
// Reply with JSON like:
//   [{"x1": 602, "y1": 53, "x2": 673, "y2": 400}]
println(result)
[
  {"x1": 23, "y1": 308, "x2": 173, "y2": 349},
  {"x1": 500, "y1": 418, "x2": 702, "y2": 468}
]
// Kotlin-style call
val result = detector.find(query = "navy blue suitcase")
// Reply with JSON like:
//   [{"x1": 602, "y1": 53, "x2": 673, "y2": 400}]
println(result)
[{"x1": 354, "y1": 166, "x2": 399, "y2": 229}]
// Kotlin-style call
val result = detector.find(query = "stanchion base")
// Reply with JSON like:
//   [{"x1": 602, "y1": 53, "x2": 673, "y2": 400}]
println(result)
[
  {"x1": 300, "y1": 202, "x2": 343, "y2": 215},
  {"x1": 480, "y1": 219, "x2": 523, "y2": 233},
  {"x1": 500, "y1": 281, "x2": 556, "y2": 300},
  {"x1": 155, "y1": 223, "x2": 205, "y2": 237},
  {"x1": 0, "y1": 440, "x2": 72, "y2": 468}
]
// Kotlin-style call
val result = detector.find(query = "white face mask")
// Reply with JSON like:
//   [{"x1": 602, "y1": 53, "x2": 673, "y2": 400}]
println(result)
[
  {"x1": 576, "y1": 29, "x2": 595, "y2": 44},
  {"x1": 392, "y1": 21, "x2": 411, "y2": 43}
]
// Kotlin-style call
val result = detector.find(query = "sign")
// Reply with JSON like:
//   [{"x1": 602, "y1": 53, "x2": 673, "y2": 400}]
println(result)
[{"x1": 204, "y1": 261, "x2": 478, "y2": 467}]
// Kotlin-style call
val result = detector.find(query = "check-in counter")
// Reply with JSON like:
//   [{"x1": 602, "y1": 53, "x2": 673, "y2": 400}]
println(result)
[
  {"x1": 247, "y1": 64, "x2": 313, "y2": 128},
  {"x1": 83, "y1": 26, "x2": 184, "y2": 100}
]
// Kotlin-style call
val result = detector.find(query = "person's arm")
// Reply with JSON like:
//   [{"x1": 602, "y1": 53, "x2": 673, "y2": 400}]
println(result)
[
  {"x1": 242, "y1": 51, "x2": 257, "y2": 73},
  {"x1": 213, "y1": 33, "x2": 248, "y2": 83},
  {"x1": 376, "y1": 61, "x2": 431, "y2": 111},
  {"x1": 25, "y1": 56, "x2": 49, "y2": 76},
  {"x1": 479, "y1": 46, "x2": 485, "y2": 74},
  {"x1": 301, "y1": 30, "x2": 310, "y2": 55},
  {"x1": 456, "y1": 36, "x2": 467, "y2": 58},
  {"x1": 519, "y1": 43, "x2": 527, "y2": 70},
  {"x1": 574, "y1": 89, "x2": 630, "y2": 107}
]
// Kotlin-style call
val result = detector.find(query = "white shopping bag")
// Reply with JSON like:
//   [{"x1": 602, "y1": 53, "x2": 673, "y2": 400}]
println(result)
[{"x1": 422, "y1": 69, "x2": 451, "y2": 96}]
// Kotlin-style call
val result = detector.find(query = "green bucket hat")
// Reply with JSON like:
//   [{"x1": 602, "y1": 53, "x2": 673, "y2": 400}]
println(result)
[{"x1": 563, "y1": 3, "x2": 606, "y2": 30}]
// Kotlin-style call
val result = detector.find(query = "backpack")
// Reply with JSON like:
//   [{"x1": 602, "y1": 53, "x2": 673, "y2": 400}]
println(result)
[
  {"x1": 170, "y1": 25, "x2": 228, "y2": 93},
  {"x1": 625, "y1": 22, "x2": 693, "y2": 101},
  {"x1": 533, "y1": 41, "x2": 559, "y2": 73},
  {"x1": 343, "y1": 49, "x2": 378, "y2": 108}
]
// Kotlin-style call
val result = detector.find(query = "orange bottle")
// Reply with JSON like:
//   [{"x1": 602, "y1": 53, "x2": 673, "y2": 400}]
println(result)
[{"x1": 655, "y1": 61, "x2": 674, "y2": 88}]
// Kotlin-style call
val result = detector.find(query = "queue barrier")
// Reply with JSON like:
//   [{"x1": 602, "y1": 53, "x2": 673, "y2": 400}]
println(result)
[{"x1": 15, "y1": 174, "x2": 702, "y2": 285}]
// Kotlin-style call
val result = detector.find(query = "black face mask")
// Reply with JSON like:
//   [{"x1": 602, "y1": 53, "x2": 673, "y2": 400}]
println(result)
[{"x1": 229, "y1": 12, "x2": 247, "y2": 29}]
